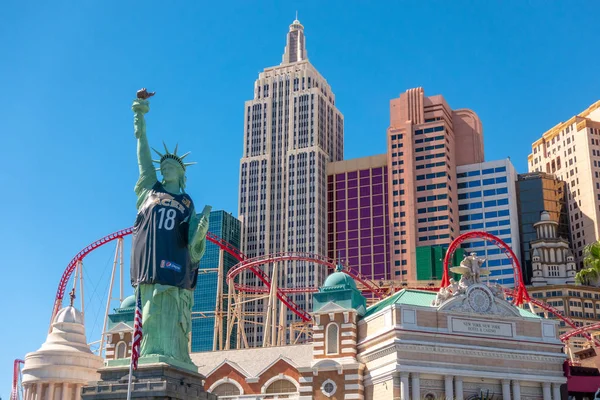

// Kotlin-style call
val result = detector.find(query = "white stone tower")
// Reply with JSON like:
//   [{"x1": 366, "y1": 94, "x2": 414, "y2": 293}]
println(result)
[
  {"x1": 531, "y1": 211, "x2": 576, "y2": 286},
  {"x1": 22, "y1": 305, "x2": 103, "y2": 400}
]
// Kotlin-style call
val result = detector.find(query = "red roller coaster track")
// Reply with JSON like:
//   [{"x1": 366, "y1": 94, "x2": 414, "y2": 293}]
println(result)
[{"x1": 11, "y1": 359, "x2": 24, "y2": 400}]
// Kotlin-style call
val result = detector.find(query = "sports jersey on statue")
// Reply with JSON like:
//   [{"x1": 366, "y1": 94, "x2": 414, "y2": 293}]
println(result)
[{"x1": 131, "y1": 181, "x2": 198, "y2": 290}]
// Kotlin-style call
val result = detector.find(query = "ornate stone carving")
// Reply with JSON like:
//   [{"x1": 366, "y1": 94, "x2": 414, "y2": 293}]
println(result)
[{"x1": 435, "y1": 284, "x2": 520, "y2": 317}]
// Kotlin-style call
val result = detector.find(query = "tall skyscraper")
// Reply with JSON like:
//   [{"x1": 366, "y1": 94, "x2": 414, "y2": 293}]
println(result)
[
  {"x1": 457, "y1": 159, "x2": 521, "y2": 286},
  {"x1": 327, "y1": 154, "x2": 391, "y2": 281},
  {"x1": 191, "y1": 210, "x2": 241, "y2": 352},
  {"x1": 387, "y1": 87, "x2": 484, "y2": 281},
  {"x1": 517, "y1": 172, "x2": 570, "y2": 284},
  {"x1": 238, "y1": 19, "x2": 344, "y2": 346},
  {"x1": 528, "y1": 100, "x2": 600, "y2": 267}
]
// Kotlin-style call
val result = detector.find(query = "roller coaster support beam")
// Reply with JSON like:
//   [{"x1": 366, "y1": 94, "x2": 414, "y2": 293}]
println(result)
[
  {"x1": 213, "y1": 249, "x2": 225, "y2": 351},
  {"x1": 98, "y1": 238, "x2": 124, "y2": 357}
]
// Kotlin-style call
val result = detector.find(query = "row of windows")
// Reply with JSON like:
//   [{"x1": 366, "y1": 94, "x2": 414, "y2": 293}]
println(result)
[
  {"x1": 458, "y1": 187, "x2": 509, "y2": 199},
  {"x1": 462, "y1": 237, "x2": 512, "y2": 248},
  {"x1": 418, "y1": 215, "x2": 450, "y2": 223},
  {"x1": 418, "y1": 205, "x2": 448, "y2": 214},
  {"x1": 417, "y1": 194, "x2": 448, "y2": 202},
  {"x1": 415, "y1": 126, "x2": 445, "y2": 135},
  {"x1": 415, "y1": 135, "x2": 445, "y2": 144},
  {"x1": 460, "y1": 218, "x2": 510, "y2": 229},
  {"x1": 416, "y1": 152, "x2": 445, "y2": 161},
  {"x1": 416, "y1": 161, "x2": 446, "y2": 170},
  {"x1": 417, "y1": 183, "x2": 447, "y2": 191},
  {"x1": 416, "y1": 171, "x2": 446, "y2": 180},
  {"x1": 458, "y1": 203, "x2": 511, "y2": 213},
  {"x1": 415, "y1": 143, "x2": 445, "y2": 152},
  {"x1": 418, "y1": 224, "x2": 449, "y2": 232},
  {"x1": 419, "y1": 234, "x2": 451, "y2": 241},
  {"x1": 457, "y1": 166, "x2": 507, "y2": 178},
  {"x1": 457, "y1": 176, "x2": 507, "y2": 189}
]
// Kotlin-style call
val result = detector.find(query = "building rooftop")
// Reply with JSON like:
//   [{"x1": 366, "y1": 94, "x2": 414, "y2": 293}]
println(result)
[
  {"x1": 192, "y1": 343, "x2": 313, "y2": 378},
  {"x1": 364, "y1": 288, "x2": 540, "y2": 318}
]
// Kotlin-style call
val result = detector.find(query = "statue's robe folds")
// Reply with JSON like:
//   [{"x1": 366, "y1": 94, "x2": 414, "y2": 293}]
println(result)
[{"x1": 138, "y1": 284, "x2": 193, "y2": 365}]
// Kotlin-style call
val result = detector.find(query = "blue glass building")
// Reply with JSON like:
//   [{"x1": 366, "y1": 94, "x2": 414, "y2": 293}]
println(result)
[
  {"x1": 191, "y1": 210, "x2": 241, "y2": 352},
  {"x1": 457, "y1": 159, "x2": 521, "y2": 287}
]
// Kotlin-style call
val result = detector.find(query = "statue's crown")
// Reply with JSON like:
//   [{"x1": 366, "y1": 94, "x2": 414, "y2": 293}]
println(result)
[{"x1": 152, "y1": 142, "x2": 196, "y2": 171}]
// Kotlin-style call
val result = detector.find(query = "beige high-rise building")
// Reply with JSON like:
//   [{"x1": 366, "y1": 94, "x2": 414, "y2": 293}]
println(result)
[
  {"x1": 238, "y1": 18, "x2": 344, "y2": 346},
  {"x1": 528, "y1": 101, "x2": 600, "y2": 267}
]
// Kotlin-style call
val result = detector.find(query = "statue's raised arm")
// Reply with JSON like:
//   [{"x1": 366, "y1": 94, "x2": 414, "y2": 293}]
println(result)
[{"x1": 132, "y1": 88, "x2": 158, "y2": 209}]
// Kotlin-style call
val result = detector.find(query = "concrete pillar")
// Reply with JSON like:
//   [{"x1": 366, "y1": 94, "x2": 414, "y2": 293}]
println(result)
[
  {"x1": 552, "y1": 383, "x2": 561, "y2": 400},
  {"x1": 400, "y1": 372, "x2": 410, "y2": 400},
  {"x1": 445, "y1": 375, "x2": 454, "y2": 400},
  {"x1": 23, "y1": 386, "x2": 29, "y2": 400},
  {"x1": 34, "y1": 383, "x2": 42, "y2": 400},
  {"x1": 455, "y1": 377, "x2": 464, "y2": 400},
  {"x1": 48, "y1": 383, "x2": 55, "y2": 400},
  {"x1": 63, "y1": 383, "x2": 71, "y2": 400},
  {"x1": 411, "y1": 373, "x2": 420, "y2": 400},
  {"x1": 502, "y1": 380, "x2": 511, "y2": 400},
  {"x1": 512, "y1": 380, "x2": 521, "y2": 400},
  {"x1": 542, "y1": 382, "x2": 551, "y2": 400},
  {"x1": 75, "y1": 384, "x2": 83, "y2": 400}
]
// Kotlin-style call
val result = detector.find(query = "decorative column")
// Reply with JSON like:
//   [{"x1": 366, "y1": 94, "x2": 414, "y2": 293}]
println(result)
[
  {"x1": 512, "y1": 380, "x2": 521, "y2": 400},
  {"x1": 75, "y1": 383, "x2": 83, "y2": 400},
  {"x1": 411, "y1": 372, "x2": 420, "y2": 400},
  {"x1": 455, "y1": 377, "x2": 464, "y2": 400},
  {"x1": 502, "y1": 380, "x2": 511, "y2": 400},
  {"x1": 36, "y1": 383, "x2": 43, "y2": 400},
  {"x1": 400, "y1": 372, "x2": 410, "y2": 400},
  {"x1": 48, "y1": 383, "x2": 55, "y2": 400},
  {"x1": 552, "y1": 383, "x2": 561, "y2": 400},
  {"x1": 23, "y1": 386, "x2": 29, "y2": 400},
  {"x1": 63, "y1": 383, "x2": 71, "y2": 400},
  {"x1": 542, "y1": 382, "x2": 551, "y2": 400},
  {"x1": 444, "y1": 375, "x2": 454, "y2": 400}
]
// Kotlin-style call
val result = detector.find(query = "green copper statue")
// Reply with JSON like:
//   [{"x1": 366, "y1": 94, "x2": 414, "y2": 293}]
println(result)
[{"x1": 130, "y1": 88, "x2": 210, "y2": 371}]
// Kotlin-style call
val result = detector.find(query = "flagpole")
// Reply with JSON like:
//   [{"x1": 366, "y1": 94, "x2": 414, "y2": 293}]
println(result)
[
  {"x1": 126, "y1": 359, "x2": 134, "y2": 400},
  {"x1": 126, "y1": 286, "x2": 139, "y2": 400}
]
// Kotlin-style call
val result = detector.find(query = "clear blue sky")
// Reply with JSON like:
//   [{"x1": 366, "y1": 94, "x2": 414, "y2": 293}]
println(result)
[{"x1": 1, "y1": 0, "x2": 599, "y2": 395}]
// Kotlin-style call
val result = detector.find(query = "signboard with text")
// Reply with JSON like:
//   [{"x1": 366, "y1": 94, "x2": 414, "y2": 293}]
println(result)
[{"x1": 450, "y1": 317, "x2": 514, "y2": 338}]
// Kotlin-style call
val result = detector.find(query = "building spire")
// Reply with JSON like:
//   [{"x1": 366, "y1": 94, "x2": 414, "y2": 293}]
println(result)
[{"x1": 282, "y1": 17, "x2": 307, "y2": 64}]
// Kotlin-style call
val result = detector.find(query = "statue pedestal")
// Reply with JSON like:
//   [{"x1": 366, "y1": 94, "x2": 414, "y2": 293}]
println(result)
[{"x1": 81, "y1": 363, "x2": 216, "y2": 400}]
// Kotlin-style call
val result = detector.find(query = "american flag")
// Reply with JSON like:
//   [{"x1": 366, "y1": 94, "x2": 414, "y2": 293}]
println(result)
[{"x1": 131, "y1": 289, "x2": 143, "y2": 370}]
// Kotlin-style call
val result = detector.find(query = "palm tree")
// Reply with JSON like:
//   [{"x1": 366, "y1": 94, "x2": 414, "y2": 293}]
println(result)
[{"x1": 575, "y1": 241, "x2": 600, "y2": 285}]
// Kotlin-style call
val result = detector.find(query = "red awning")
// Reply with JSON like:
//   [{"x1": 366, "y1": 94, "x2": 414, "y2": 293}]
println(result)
[{"x1": 568, "y1": 375, "x2": 600, "y2": 393}]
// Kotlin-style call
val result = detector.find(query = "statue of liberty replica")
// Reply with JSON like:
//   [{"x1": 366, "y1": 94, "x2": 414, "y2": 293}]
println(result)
[
  {"x1": 82, "y1": 89, "x2": 216, "y2": 400},
  {"x1": 130, "y1": 88, "x2": 210, "y2": 371}
]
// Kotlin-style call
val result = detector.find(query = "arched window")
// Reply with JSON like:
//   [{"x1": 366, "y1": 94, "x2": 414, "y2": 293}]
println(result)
[
  {"x1": 265, "y1": 379, "x2": 297, "y2": 395},
  {"x1": 326, "y1": 323, "x2": 339, "y2": 355},
  {"x1": 212, "y1": 383, "x2": 241, "y2": 397},
  {"x1": 116, "y1": 342, "x2": 127, "y2": 359}
]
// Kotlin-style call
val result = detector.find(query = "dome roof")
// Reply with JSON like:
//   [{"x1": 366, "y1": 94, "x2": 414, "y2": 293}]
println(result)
[
  {"x1": 540, "y1": 211, "x2": 551, "y2": 221},
  {"x1": 120, "y1": 295, "x2": 136, "y2": 309},
  {"x1": 54, "y1": 306, "x2": 83, "y2": 325},
  {"x1": 322, "y1": 271, "x2": 357, "y2": 290}
]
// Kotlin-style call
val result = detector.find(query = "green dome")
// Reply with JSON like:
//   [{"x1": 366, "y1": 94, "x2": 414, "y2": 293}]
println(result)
[
  {"x1": 322, "y1": 271, "x2": 357, "y2": 290},
  {"x1": 120, "y1": 295, "x2": 135, "y2": 309}
]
